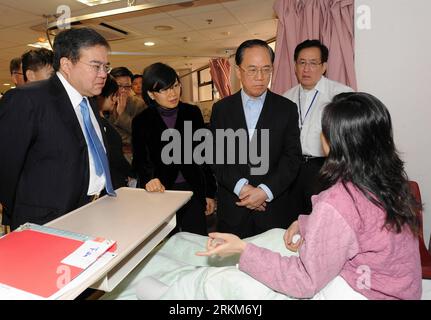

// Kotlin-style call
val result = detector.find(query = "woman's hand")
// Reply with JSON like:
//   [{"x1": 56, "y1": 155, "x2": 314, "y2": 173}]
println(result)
[
  {"x1": 196, "y1": 232, "x2": 247, "y2": 257},
  {"x1": 145, "y1": 178, "x2": 165, "y2": 192},
  {"x1": 284, "y1": 220, "x2": 303, "y2": 252},
  {"x1": 205, "y1": 198, "x2": 216, "y2": 216}
]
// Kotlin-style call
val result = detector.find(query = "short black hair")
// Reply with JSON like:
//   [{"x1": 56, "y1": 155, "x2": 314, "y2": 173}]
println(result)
[
  {"x1": 9, "y1": 57, "x2": 22, "y2": 75},
  {"x1": 100, "y1": 75, "x2": 119, "y2": 98},
  {"x1": 110, "y1": 67, "x2": 133, "y2": 80},
  {"x1": 53, "y1": 27, "x2": 110, "y2": 71},
  {"x1": 235, "y1": 39, "x2": 275, "y2": 66},
  {"x1": 132, "y1": 74, "x2": 143, "y2": 81},
  {"x1": 142, "y1": 62, "x2": 180, "y2": 107},
  {"x1": 21, "y1": 48, "x2": 54, "y2": 82},
  {"x1": 294, "y1": 39, "x2": 329, "y2": 63}
]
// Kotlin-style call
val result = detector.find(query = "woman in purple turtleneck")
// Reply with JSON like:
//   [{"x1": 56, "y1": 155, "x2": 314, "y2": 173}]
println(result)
[{"x1": 132, "y1": 63, "x2": 216, "y2": 236}]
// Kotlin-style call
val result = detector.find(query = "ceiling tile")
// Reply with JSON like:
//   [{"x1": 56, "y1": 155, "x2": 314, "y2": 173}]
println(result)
[
  {"x1": 197, "y1": 24, "x2": 250, "y2": 41},
  {"x1": 0, "y1": 0, "x2": 278, "y2": 87},
  {"x1": 225, "y1": 0, "x2": 276, "y2": 24},
  {"x1": 164, "y1": 2, "x2": 224, "y2": 17},
  {"x1": 243, "y1": 19, "x2": 278, "y2": 39},
  {"x1": 176, "y1": 9, "x2": 240, "y2": 30},
  {"x1": 125, "y1": 17, "x2": 193, "y2": 36}
]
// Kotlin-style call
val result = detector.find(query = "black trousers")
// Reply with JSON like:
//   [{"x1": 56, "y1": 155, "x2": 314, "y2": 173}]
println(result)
[
  {"x1": 170, "y1": 181, "x2": 207, "y2": 236},
  {"x1": 286, "y1": 157, "x2": 326, "y2": 226}
]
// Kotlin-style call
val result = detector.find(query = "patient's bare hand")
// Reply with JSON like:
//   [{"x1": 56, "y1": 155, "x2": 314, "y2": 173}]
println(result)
[
  {"x1": 196, "y1": 232, "x2": 247, "y2": 257},
  {"x1": 284, "y1": 220, "x2": 303, "y2": 252}
]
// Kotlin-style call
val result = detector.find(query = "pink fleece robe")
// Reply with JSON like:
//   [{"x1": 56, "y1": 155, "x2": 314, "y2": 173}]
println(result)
[{"x1": 239, "y1": 182, "x2": 421, "y2": 299}]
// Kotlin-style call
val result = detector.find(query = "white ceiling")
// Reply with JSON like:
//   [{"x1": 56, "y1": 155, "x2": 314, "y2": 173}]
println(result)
[{"x1": 0, "y1": 0, "x2": 278, "y2": 91}]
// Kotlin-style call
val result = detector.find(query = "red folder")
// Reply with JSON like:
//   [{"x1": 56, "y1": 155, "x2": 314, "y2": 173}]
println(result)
[{"x1": 0, "y1": 230, "x2": 87, "y2": 298}]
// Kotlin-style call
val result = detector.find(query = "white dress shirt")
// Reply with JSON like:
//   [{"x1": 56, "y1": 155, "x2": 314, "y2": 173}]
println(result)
[
  {"x1": 57, "y1": 72, "x2": 106, "y2": 195},
  {"x1": 283, "y1": 76, "x2": 354, "y2": 157},
  {"x1": 233, "y1": 90, "x2": 274, "y2": 202}
]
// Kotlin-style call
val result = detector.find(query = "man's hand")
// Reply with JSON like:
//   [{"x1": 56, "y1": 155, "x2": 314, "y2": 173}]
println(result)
[
  {"x1": 205, "y1": 198, "x2": 216, "y2": 216},
  {"x1": 236, "y1": 186, "x2": 268, "y2": 211},
  {"x1": 115, "y1": 92, "x2": 128, "y2": 117}
]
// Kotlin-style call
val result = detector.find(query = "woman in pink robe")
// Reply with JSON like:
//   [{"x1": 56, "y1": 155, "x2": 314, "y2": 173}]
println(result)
[{"x1": 198, "y1": 92, "x2": 422, "y2": 300}]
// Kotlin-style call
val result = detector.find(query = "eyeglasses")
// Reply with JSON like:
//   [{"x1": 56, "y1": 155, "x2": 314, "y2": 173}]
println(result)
[
  {"x1": 118, "y1": 85, "x2": 132, "y2": 90},
  {"x1": 12, "y1": 71, "x2": 23, "y2": 75},
  {"x1": 156, "y1": 82, "x2": 181, "y2": 95},
  {"x1": 78, "y1": 61, "x2": 112, "y2": 74},
  {"x1": 238, "y1": 66, "x2": 273, "y2": 77},
  {"x1": 295, "y1": 60, "x2": 323, "y2": 70}
]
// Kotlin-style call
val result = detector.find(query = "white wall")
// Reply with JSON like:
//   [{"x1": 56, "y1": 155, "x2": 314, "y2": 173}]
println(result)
[{"x1": 355, "y1": 0, "x2": 431, "y2": 246}]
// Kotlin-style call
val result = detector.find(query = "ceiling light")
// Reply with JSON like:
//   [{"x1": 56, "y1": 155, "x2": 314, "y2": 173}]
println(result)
[
  {"x1": 27, "y1": 41, "x2": 52, "y2": 50},
  {"x1": 144, "y1": 42, "x2": 155, "y2": 47},
  {"x1": 154, "y1": 25, "x2": 174, "y2": 31},
  {"x1": 3, "y1": 83, "x2": 11, "y2": 86},
  {"x1": 76, "y1": 0, "x2": 121, "y2": 6}
]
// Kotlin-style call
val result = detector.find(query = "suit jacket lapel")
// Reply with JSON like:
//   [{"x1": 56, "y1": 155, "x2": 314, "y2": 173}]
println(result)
[
  {"x1": 174, "y1": 103, "x2": 184, "y2": 132},
  {"x1": 254, "y1": 90, "x2": 272, "y2": 131},
  {"x1": 49, "y1": 75, "x2": 86, "y2": 147},
  {"x1": 233, "y1": 91, "x2": 249, "y2": 133},
  {"x1": 88, "y1": 96, "x2": 110, "y2": 149}
]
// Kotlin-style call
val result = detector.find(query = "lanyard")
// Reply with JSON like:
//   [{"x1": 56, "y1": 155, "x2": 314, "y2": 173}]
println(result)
[{"x1": 298, "y1": 89, "x2": 319, "y2": 129}]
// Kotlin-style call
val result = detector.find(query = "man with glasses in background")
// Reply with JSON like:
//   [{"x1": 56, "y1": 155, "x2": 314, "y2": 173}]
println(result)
[
  {"x1": 283, "y1": 39, "x2": 353, "y2": 223},
  {"x1": 0, "y1": 27, "x2": 116, "y2": 230},
  {"x1": 210, "y1": 39, "x2": 301, "y2": 238},
  {"x1": 9, "y1": 57, "x2": 25, "y2": 87},
  {"x1": 109, "y1": 67, "x2": 146, "y2": 163},
  {"x1": 21, "y1": 48, "x2": 54, "y2": 83}
]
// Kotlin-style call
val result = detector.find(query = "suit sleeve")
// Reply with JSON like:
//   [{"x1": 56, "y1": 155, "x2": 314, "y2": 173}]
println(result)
[
  {"x1": 260, "y1": 102, "x2": 301, "y2": 198},
  {"x1": 209, "y1": 102, "x2": 245, "y2": 193},
  {"x1": 0, "y1": 91, "x2": 36, "y2": 218},
  {"x1": 191, "y1": 106, "x2": 216, "y2": 199},
  {"x1": 131, "y1": 115, "x2": 155, "y2": 187}
]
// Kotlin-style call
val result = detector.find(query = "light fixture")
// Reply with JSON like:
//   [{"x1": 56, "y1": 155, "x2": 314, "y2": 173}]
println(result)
[
  {"x1": 3, "y1": 83, "x2": 11, "y2": 86},
  {"x1": 27, "y1": 37, "x2": 52, "y2": 50},
  {"x1": 144, "y1": 41, "x2": 155, "y2": 47},
  {"x1": 27, "y1": 41, "x2": 52, "y2": 50},
  {"x1": 154, "y1": 25, "x2": 174, "y2": 31},
  {"x1": 76, "y1": 0, "x2": 121, "y2": 6}
]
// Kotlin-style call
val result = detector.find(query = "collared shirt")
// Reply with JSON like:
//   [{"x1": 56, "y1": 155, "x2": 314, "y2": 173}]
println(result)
[
  {"x1": 241, "y1": 89, "x2": 267, "y2": 140},
  {"x1": 57, "y1": 72, "x2": 106, "y2": 195},
  {"x1": 283, "y1": 76, "x2": 354, "y2": 157},
  {"x1": 234, "y1": 89, "x2": 273, "y2": 202}
]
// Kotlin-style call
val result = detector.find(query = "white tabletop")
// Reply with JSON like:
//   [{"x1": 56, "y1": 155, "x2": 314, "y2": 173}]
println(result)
[{"x1": 45, "y1": 187, "x2": 193, "y2": 299}]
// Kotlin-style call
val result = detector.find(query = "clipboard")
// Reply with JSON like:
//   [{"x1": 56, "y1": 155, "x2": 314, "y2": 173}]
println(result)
[{"x1": 0, "y1": 223, "x2": 115, "y2": 298}]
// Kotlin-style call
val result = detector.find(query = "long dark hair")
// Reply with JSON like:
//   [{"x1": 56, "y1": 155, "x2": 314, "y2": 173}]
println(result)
[{"x1": 320, "y1": 92, "x2": 420, "y2": 235}]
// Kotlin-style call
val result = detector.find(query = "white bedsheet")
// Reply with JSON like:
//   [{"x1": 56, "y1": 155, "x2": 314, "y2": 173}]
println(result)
[
  {"x1": 101, "y1": 228, "x2": 431, "y2": 300},
  {"x1": 102, "y1": 229, "x2": 371, "y2": 300}
]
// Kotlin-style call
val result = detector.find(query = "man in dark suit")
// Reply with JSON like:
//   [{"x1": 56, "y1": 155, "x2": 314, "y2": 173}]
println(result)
[
  {"x1": 0, "y1": 28, "x2": 116, "y2": 230},
  {"x1": 211, "y1": 39, "x2": 302, "y2": 238}
]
